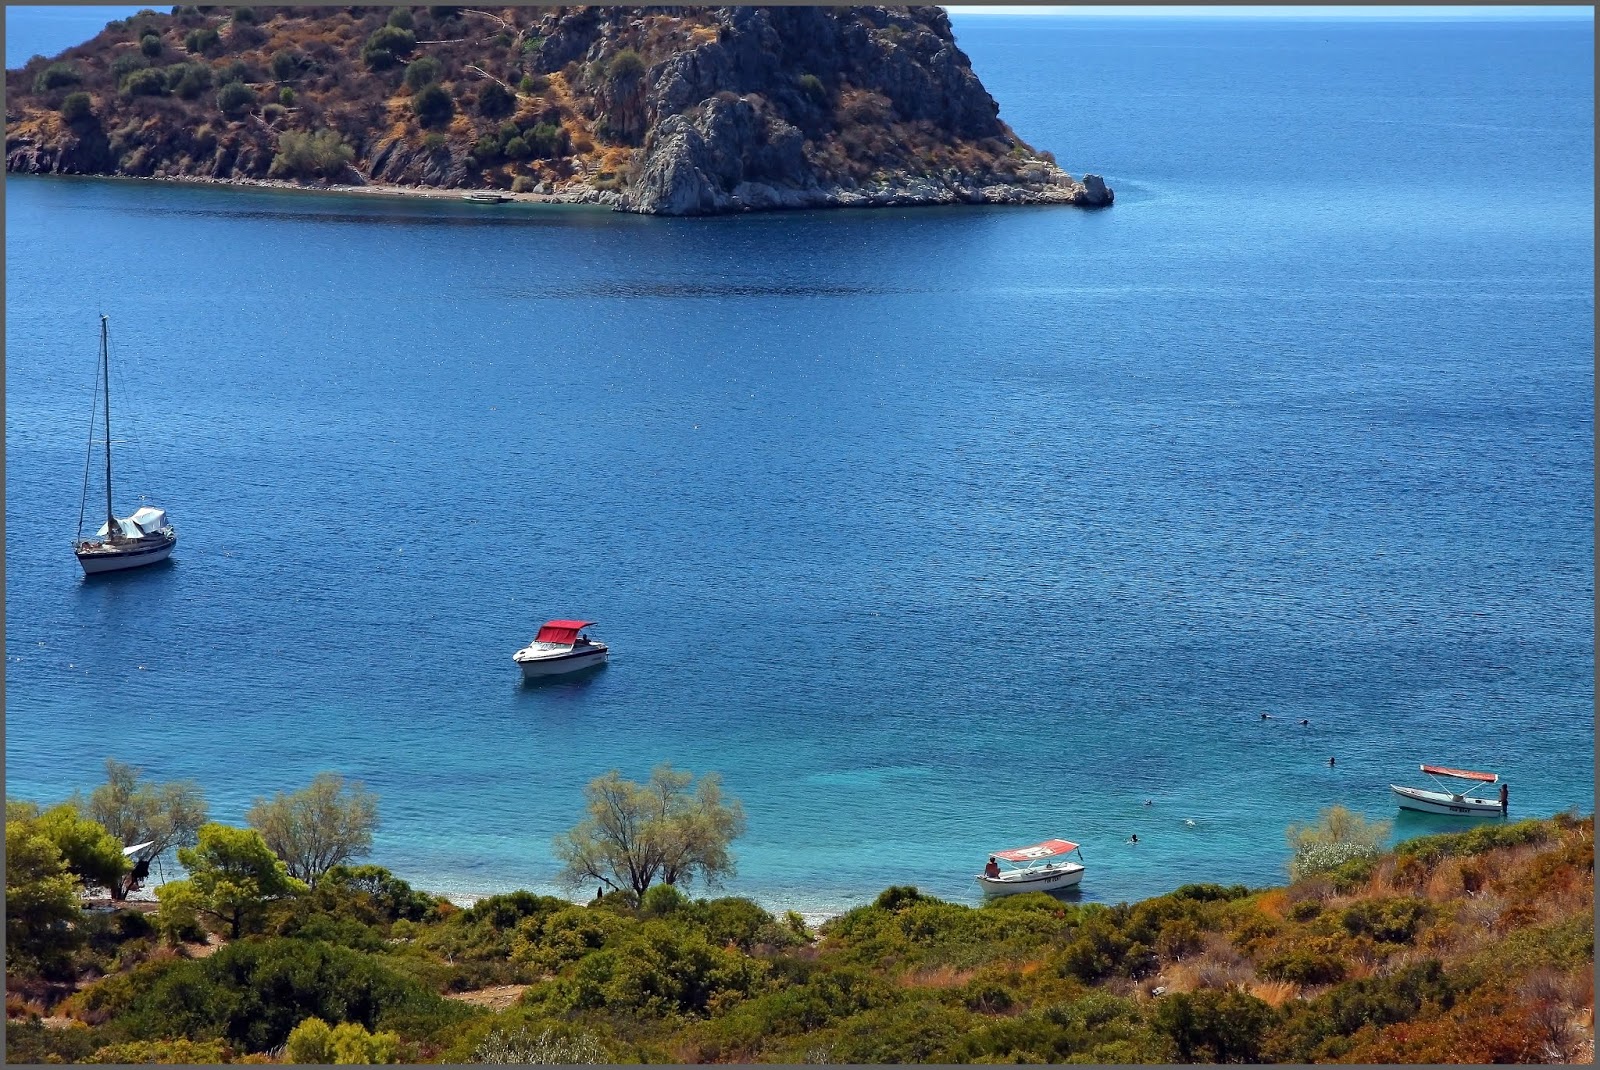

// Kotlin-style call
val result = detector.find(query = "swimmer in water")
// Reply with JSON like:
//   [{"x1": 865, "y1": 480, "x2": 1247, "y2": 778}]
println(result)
[
  {"x1": 1328, "y1": 756, "x2": 1336, "y2": 766},
  {"x1": 1299, "y1": 719, "x2": 1310, "y2": 726},
  {"x1": 1127, "y1": 834, "x2": 1139, "y2": 844},
  {"x1": 1260, "y1": 712, "x2": 1270, "y2": 720},
  {"x1": 1184, "y1": 818, "x2": 1197, "y2": 827}
]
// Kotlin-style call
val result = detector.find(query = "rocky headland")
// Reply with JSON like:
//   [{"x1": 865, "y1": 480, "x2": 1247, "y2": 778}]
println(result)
[{"x1": 4, "y1": 5, "x2": 1112, "y2": 216}]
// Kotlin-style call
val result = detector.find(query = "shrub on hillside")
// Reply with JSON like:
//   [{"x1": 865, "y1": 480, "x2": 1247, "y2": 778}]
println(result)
[
  {"x1": 139, "y1": 33, "x2": 164, "y2": 58},
  {"x1": 120, "y1": 67, "x2": 169, "y2": 98},
  {"x1": 33, "y1": 61, "x2": 82, "y2": 93},
  {"x1": 216, "y1": 81, "x2": 257, "y2": 119},
  {"x1": 404, "y1": 56, "x2": 443, "y2": 92},
  {"x1": 477, "y1": 80, "x2": 513, "y2": 118},
  {"x1": 363, "y1": 26, "x2": 417, "y2": 71},
  {"x1": 59, "y1": 92, "x2": 94, "y2": 124},
  {"x1": 1152, "y1": 988, "x2": 1277, "y2": 1063},
  {"x1": 606, "y1": 49, "x2": 644, "y2": 82},
  {"x1": 269, "y1": 128, "x2": 356, "y2": 181},
  {"x1": 184, "y1": 27, "x2": 220, "y2": 54},
  {"x1": 413, "y1": 84, "x2": 454, "y2": 128},
  {"x1": 168, "y1": 62, "x2": 212, "y2": 100}
]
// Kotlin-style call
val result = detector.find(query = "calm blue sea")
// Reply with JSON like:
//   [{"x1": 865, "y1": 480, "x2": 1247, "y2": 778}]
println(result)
[{"x1": 5, "y1": 11, "x2": 1594, "y2": 916}]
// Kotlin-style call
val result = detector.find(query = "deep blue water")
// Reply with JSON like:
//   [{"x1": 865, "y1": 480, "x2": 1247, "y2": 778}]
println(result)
[{"x1": 5, "y1": 13, "x2": 1593, "y2": 916}]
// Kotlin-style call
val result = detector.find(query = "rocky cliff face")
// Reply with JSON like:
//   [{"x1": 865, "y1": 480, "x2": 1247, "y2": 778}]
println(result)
[{"x1": 5, "y1": 5, "x2": 1111, "y2": 215}]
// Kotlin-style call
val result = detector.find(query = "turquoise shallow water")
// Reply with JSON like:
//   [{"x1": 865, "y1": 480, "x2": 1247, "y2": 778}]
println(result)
[{"x1": 4, "y1": 12, "x2": 1594, "y2": 916}]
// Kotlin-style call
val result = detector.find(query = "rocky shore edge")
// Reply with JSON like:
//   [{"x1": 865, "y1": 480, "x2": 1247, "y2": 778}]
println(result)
[{"x1": 11, "y1": 163, "x2": 1111, "y2": 215}]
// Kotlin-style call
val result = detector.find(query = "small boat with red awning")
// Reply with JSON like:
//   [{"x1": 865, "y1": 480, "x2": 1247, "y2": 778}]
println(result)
[
  {"x1": 513, "y1": 620, "x2": 608, "y2": 679},
  {"x1": 976, "y1": 838, "x2": 1086, "y2": 897},
  {"x1": 1390, "y1": 764, "x2": 1503, "y2": 817}
]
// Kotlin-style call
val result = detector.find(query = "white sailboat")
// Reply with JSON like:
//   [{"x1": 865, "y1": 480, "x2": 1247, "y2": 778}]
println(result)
[{"x1": 74, "y1": 315, "x2": 177, "y2": 575}]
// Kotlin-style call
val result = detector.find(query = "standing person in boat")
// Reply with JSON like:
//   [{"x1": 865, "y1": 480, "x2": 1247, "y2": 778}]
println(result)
[
  {"x1": 984, "y1": 857, "x2": 1001, "y2": 879},
  {"x1": 1500, "y1": 782, "x2": 1509, "y2": 818}
]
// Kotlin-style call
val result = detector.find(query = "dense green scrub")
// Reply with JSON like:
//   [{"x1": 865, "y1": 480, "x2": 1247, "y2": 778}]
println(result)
[{"x1": 6, "y1": 816, "x2": 1592, "y2": 1063}]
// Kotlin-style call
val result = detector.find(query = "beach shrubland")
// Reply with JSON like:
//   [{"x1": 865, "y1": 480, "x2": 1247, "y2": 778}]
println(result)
[{"x1": 5, "y1": 764, "x2": 1591, "y2": 1066}]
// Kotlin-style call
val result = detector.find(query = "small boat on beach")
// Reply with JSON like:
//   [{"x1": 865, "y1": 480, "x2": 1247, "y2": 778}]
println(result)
[
  {"x1": 462, "y1": 191, "x2": 510, "y2": 204},
  {"x1": 513, "y1": 620, "x2": 609, "y2": 679},
  {"x1": 1391, "y1": 764, "x2": 1504, "y2": 817},
  {"x1": 976, "y1": 838, "x2": 1086, "y2": 898},
  {"x1": 74, "y1": 315, "x2": 177, "y2": 575}
]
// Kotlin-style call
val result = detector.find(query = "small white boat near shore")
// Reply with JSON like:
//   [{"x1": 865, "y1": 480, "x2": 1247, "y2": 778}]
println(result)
[
  {"x1": 1391, "y1": 764, "x2": 1504, "y2": 817},
  {"x1": 976, "y1": 838, "x2": 1086, "y2": 898},
  {"x1": 462, "y1": 191, "x2": 510, "y2": 204},
  {"x1": 513, "y1": 620, "x2": 608, "y2": 679}
]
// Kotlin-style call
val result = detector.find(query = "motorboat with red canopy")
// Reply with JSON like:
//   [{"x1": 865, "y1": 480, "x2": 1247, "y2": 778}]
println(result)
[
  {"x1": 975, "y1": 837, "x2": 1086, "y2": 897},
  {"x1": 513, "y1": 620, "x2": 608, "y2": 678},
  {"x1": 1390, "y1": 763, "x2": 1503, "y2": 817}
]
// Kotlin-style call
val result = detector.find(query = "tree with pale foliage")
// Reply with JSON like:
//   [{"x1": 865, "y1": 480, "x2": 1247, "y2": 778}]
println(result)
[
  {"x1": 1286, "y1": 804, "x2": 1392, "y2": 881},
  {"x1": 78, "y1": 758, "x2": 209, "y2": 898},
  {"x1": 246, "y1": 772, "x2": 380, "y2": 886},
  {"x1": 554, "y1": 765, "x2": 746, "y2": 898},
  {"x1": 161, "y1": 822, "x2": 305, "y2": 939}
]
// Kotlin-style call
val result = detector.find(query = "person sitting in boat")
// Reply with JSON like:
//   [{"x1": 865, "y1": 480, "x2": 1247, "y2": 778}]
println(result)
[{"x1": 983, "y1": 857, "x2": 1001, "y2": 879}]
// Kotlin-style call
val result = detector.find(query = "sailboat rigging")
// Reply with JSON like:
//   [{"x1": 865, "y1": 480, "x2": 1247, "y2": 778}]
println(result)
[{"x1": 74, "y1": 315, "x2": 177, "y2": 574}]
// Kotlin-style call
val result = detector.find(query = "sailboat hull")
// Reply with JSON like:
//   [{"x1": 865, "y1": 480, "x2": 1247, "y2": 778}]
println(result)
[{"x1": 77, "y1": 534, "x2": 176, "y2": 574}]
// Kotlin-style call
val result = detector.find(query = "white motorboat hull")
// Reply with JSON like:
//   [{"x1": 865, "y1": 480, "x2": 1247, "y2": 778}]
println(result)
[
  {"x1": 515, "y1": 646, "x2": 608, "y2": 678},
  {"x1": 975, "y1": 862, "x2": 1085, "y2": 898},
  {"x1": 76, "y1": 533, "x2": 176, "y2": 574},
  {"x1": 1391, "y1": 784, "x2": 1501, "y2": 817}
]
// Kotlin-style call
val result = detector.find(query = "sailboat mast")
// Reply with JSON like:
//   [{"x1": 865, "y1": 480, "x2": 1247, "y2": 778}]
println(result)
[{"x1": 101, "y1": 314, "x2": 115, "y2": 539}]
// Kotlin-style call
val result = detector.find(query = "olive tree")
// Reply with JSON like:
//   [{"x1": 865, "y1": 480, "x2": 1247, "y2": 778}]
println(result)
[
  {"x1": 81, "y1": 758, "x2": 208, "y2": 898},
  {"x1": 246, "y1": 772, "x2": 380, "y2": 886},
  {"x1": 554, "y1": 765, "x2": 746, "y2": 898}
]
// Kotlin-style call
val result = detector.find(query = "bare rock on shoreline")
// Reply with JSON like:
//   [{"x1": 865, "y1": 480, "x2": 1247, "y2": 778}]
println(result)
[{"x1": 5, "y1": 5, "x2": 1112, "y2": 217}]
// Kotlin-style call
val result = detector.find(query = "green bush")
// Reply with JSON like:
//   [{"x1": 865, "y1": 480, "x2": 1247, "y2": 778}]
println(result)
[
  {"x1": 268, "y1": 128, "x2": 355, "y2": 181},
  {"x1": 363, "y1": 26, "x2": 417, "y2": 71},
  {"x1": 217, "y1": 81, "x2": 257, "y2": 118},
  {"x1": 569, "y1": 921, "x2": 765, "y2": 1018},
  {"x1": 87, "y1": 1038, "x2": 230, "y2": 1064},
  {"x1": 797, "y1": 72, "x2": 825, "y2": 103},
  {"x1": 231, "y1": 6, "x2": 256, "y2": 24},
  {"x1": 34, "y1": 61, "x2": 82, "y2": 92},
  {"x1": 59, "y1": 92, "x2": 94, "y2": 124},
  {"x1": 472, "y1": 135, "x2": 501, "y2": 163},
  {"x1": 511, "y1": 175, "x2": 535, "y2": 193},
  {"x1": 140, "y1": 33, "x2": 164, "y2": 58},
  {"x1": 1152, "y1": 988, "x2": 1276, "y2": 1063},
  {"x1": 167, "y1": 62, "x2": 212, "y2": 99},
  {"x1": 477, "y1": 80, "x2": 513, "y2": 118},
  {"x1": 280, "y1": 86, "x2": 296, "y2": 106},
  {"x1": 113, "y1": 937, "x2": 465, "y2": 1053},
  {"x1": 184, "y1": 27, "x2": 219, "y2": 54},
  {"x1": 502, "y1": 135, "x2": 530, "y2": 160},
  {"x1": 120, "y1": 67, "x2": 169, "y2": 98},
  {"x1": 271, "y1": 49, "x2": 306, "y2": 81},
  {"x1": 606, "y1": 49, "x2": 644, "y2": 82},
  {"x1": 1340, "y1": 898, "x2": 1431, "y2": 944},
  {"x1": 412, "y1": 84, "x2": 454, "y2": 128},
  {"x1": 111, "y1": 52, "x2": 150, "y2": 80},
  {"x1": 285, "y1": 1016, "x2": 400, "y2": 1064},
  {"x1": 387, "y1": 8, "x2": 414, "y2": 30},
  {"x1": 1262, "y1": 959, "x2": 1457, "y2": 1062},
  {"x1": 1394, "y1": 819, "x2": 1550, "y2": 866},
  {"x1": 216, "y1": 59, "x2": 251, "y2": 86},
  {"x1": 523, "y1": 122, "x2": 567, "y2": 159},
  {"x1": 403, "y1": 56, "x2": 442, "y2": 92}
]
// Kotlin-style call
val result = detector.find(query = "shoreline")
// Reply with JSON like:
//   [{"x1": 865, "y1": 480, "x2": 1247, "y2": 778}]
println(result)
[{"x1": 56, "y1": 171, "x2": 620, "y2": 209}]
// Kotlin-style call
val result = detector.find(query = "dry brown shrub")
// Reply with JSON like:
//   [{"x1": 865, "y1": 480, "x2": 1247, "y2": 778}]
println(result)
[
  {"x1": 1248, "y1": 979, "x2": 1300, "y2": 1007},
  {"x1": 1255, "y1": 889, "x2": 1289, "y2": 919}
]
